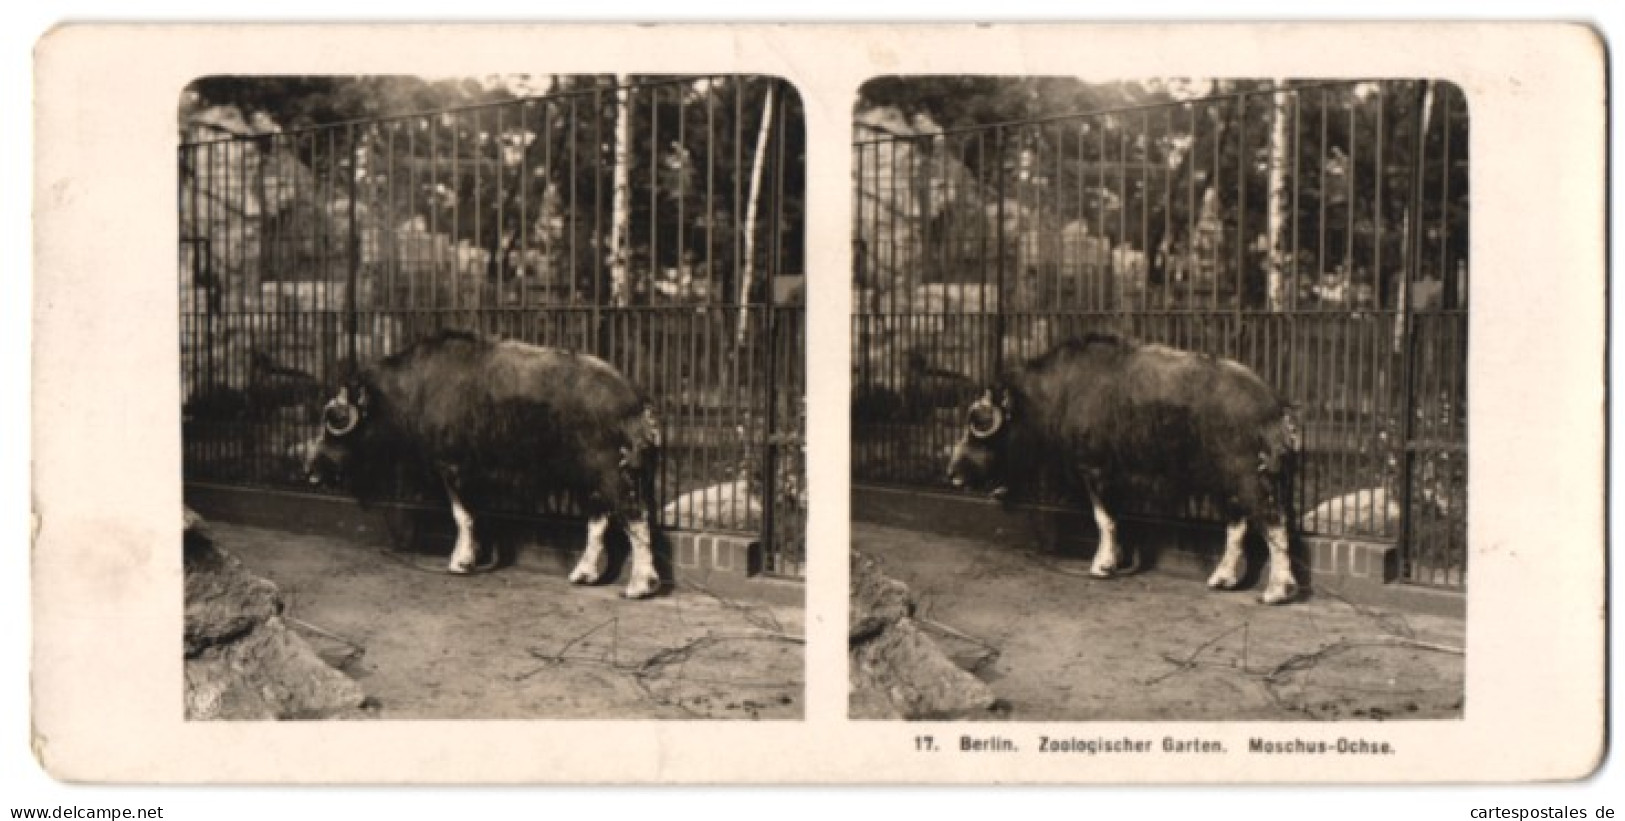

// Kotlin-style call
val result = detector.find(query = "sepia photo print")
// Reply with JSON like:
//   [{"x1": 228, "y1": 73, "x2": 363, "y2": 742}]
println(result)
[
  {"x1": 850, "y1": 77, "x2": 1469, "y2": 722},
  {"x1": 178, "y1": 74, "x2": 807, "y2": 720}
]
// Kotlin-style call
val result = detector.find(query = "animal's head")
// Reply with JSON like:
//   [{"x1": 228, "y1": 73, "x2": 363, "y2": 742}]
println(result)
[
  {"x1": 301, "y1": 384, "x2": 373, "y2": 486},
  {"x1": 946, "y1": 387, "x2": 1015, "y2": 499}
]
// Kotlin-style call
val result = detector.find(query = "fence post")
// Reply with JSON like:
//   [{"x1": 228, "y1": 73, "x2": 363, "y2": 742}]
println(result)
[
  {"x1": 1395, "y1": 81, "x2": 1433, "y2": 573},
  {"x1": 760, "y1": 304, "x2": 780, "y2": 572}
]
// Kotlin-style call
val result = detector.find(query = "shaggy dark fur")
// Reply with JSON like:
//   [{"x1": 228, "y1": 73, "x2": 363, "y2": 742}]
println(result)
[
  {"x1": 306, "y1": 330, "x2": 660, "y2": 521},
  {"x1": 949, "y1": 333, "x2": 1296, "y2": 525}
]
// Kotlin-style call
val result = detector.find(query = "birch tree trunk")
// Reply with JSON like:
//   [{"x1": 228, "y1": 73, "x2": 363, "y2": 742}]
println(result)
[
  {"x1": 737, "y1": 82, "x2": 776, "y2": 345},
  {"x1": 1265, "y1": 78, "x2": 1291, "y2": 311},
  {"x1": 609, "y1": 75, "x2": 634, "y2": 307}
]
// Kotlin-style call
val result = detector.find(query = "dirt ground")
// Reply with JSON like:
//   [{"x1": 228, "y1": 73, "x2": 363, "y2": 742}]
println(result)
[
  {"x1": 854, "y1": 522, "x2": 1464, "y2": 721},
  {"x1": 212, "y1": 523, "x2": 803, "y2": 720}
]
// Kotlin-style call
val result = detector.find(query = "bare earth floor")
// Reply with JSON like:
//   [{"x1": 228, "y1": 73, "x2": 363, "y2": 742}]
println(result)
[
  {"x1": 211, "y1": 523, "x2": 804, "y2": 720},
  {"x1": 854, "y1": 522, "x2": 1465, "y2": 721}
]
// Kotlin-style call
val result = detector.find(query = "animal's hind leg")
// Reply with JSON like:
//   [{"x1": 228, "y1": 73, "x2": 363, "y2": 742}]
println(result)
[
  {"x1": 614, "y1": 421, "x2": 662, "y2": 599},
  {"x1": 1259, "y1": 521, "x2": 1298, "y2": 605},
  {"x1": 1257, "y1": 419, "x2": 1300, "y2": 604},
  {"x1": 442, "y1": 475, "x2": 479, "y2": 574},
  {"x1": 621, "y1": 515, "x2": 661, "y2": 599},
  {"x1": 568, "y1": 515, "x2": 611, "y2": 585},
  {"x1": 1207, "y1": 519, "x2": 1249, "y2": 590}
]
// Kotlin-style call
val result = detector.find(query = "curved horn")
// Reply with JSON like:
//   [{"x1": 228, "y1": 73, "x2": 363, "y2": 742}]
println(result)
[
  {"x1": 966, "y1": 394, "x2": 1005, "y2": 439},
  {"x1": 323, "y1": 398, "x2": 361, "y2": 437}
]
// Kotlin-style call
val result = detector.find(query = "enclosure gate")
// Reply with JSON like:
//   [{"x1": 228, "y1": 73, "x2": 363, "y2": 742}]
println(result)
[
  {"x1": 180, "y1": 75, "x2": 806, "y2": 578},
  {"x1": 853, "y1": 80, "x2": 1468, "y2": 587}
]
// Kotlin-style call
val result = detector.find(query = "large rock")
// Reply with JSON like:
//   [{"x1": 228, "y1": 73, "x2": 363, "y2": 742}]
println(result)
[
  {"x1": 849, "y1": 553, "x2": 912, "y2": 642},
  {"x1": 183, "y1": 508, "x2": 367, "y2": 720},
  {"x1": 849, "y1": 553, "x2": 1000, "y2": 720},
  {"x1": 184, "y1": 515, "x2": 281, "y2": 656},
  {"x1": 185, "y1": 616, "x2": 367, "y2": 720}
]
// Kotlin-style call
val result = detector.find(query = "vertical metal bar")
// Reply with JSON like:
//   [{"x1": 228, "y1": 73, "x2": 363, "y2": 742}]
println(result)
[
  {"x1": 1374, "y1": 83, "x2": 1386, "y2": 307},
  {"x1": 1235, "y1": 92, "x2": 1246, "y2": 339},
  {"x1": 1345, "y1": 96, "x2": 1356, "y2": 298},
  {"x1": 429, "y1": 117, "x2": 441, "y2": 311},
  {"x1": 496, "y1": 106, "x2": 509, "y2": 307},
  {"x1": 734, "y1": 81, "x2": 744, "y2": 312},
  {"x1": 1098, "y1": 119, "x2": 1108, "y2": 310},
  {"x1": 1161, "y1": 109, "x2": 1173, "y2": 310},
  {"x1": 761, "y1": 306, "x2": 780, "y2": 567},
  {"x1": 348, "y1": 125, "x2": 360, "y2": 369},
  {"x1": 650, "y1": 83, "x2": 660, "y2": 306},
  {"x1": 855, "y1": 141, "x2": 869, "y2": 389},
  {"x1": 994, "y1": 128, "x2": 1007, "y2": 376},
  {"x1": 677, "y1": 81, "x2": 688, "y2": 296},
  {"x1": 406, "y1": 121, "x2": 417, "y2": 310},
  {"x1": 706, "y1": 79, "x2": 716, "y2": 311},
  {"x1": 1074, "y1": 123, "x2": 1085, "y2": 311},
  {"x1": 1318, "y1": 88, "x2": 1329, "y2": 313},
  {"x1": 521, "y1": 103, "x2": 541, "y2": 309},
  {"x1": 1290, "y1": 89, "x2": 1301, "y2": 311},
  {"x1": 570, "y1": 95, "x2": 580, "y2": 307},
  {"x1": 1050, "y1": 122, "x2": 1061, "y2": 312},
  {"x1": 1140, "y1": 110, "x2": 1150, "y2": 312},
  {"x1": 590, "y1": 90, "x2": 602, "y2": 335},
  {"x1": 977, "y1": 133, "x2": 989, "y2": 318},
  {"x1": 1395, "y1": 80, "x2": 1432, "y2": 579},
  {"x1": 1117, "y1": 116, "x2": 1127, "y2": 313},
  {"x1": 1439, "y1": 88, "x2": 1453, "y2": 305},
  {"x1": 773, "y1": 82, "x2": 786, "y2": 286},
  {"x1": 1187, "y1": 103, "x2": 1197, "y2": 310},
  {"x1": 474, "y1": 108, "x2": 485, "y2": 310},
  {"x1": 945, "y1": 134, "x2": 957, "y2": 314},
  {"x1": 897, "y1": 139, "x2": 907, "y2": 311},
  {"x1": 453, "y1": 112, "x2": 464, "y2": 311},
  {"x1": 382, "y1": 124, "x2": 393, "y2": 310},
  {"x1": 238, "y1": 140, "x2": 251, "y2": 315},
  {"x1": 1210, "y1": 98, "x2": 1222, "y2": 313}
]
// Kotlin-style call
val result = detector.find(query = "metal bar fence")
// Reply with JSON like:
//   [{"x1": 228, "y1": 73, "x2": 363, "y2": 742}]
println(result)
[
  {"x1": 180, "y1": 75, "x2": 806, "y2": 578},
  {"x1": 852, "y1": 79, "x2": 1468, "y2": 587}
]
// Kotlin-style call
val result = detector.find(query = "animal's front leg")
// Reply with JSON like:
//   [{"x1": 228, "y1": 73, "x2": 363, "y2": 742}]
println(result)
[
  {"x1": 569, "y1": 515, "x2": 611, "y2": 585},
  {"x1": 622, "y1": 517, "x2": 661, "y2": 599},
  {"x1": 1087, "y1": 491, "x2": 1122, "y2": 578},
  {"x1": 1207, "y1": 519, "x2": 1249, "y2": 590},
  {"x1": 442, "y1": 476, "x2": 479, "y2": 574}
]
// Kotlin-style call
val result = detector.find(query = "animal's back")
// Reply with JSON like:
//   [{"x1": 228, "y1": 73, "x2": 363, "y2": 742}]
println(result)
[
  {"x1": 1021, "y1": 335, "x2": 1290, "y2": 493},
  {"x1": 364, "y1": 332, "x2": 649, "y2": 484},
  {"x1": 1028, "y1": 334, "x2": 1284, "y2": 426},
  {"x1": 376, "y1": 331, "x2": 645, "y2": 422}
]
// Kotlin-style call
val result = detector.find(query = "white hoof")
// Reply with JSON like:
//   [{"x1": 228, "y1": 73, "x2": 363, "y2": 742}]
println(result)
[
  {"x1": 1259, "y1": 581, "x2": 1299, "y2": 605},
  {"x1": 447, "y1": 560, "x2": 474, "y2": 574},
  {"x1": 1089, "y1": 562, "x2": 1116, "y2": 579},
  {"x1": 1207, "y1": 569, "x2": 1240, "y2": 590},
  {"x1": 622, "y1": 572, "x2": 661, "y2": 600},
  {"x1": 568, "y1": 564, "x2": 601, "y2": 585}
]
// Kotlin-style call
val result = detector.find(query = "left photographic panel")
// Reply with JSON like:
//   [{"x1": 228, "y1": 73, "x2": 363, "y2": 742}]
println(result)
[{"x1": 179, "y1": 74, "x2": 807, "y2": 720}]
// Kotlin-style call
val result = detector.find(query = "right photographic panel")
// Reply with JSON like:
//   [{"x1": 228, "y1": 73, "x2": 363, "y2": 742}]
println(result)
[{"x1": 850, "y1": 78, "x2": 1468, "y2": 722}]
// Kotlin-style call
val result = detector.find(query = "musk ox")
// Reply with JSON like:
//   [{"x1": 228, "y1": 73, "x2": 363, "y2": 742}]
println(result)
[
  {"x1": 302, "y1": 330, "x2": 664, "y2": 599},
  {"x1": 946, "y1": 333, "x2": 1300, "y2": 604}
]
